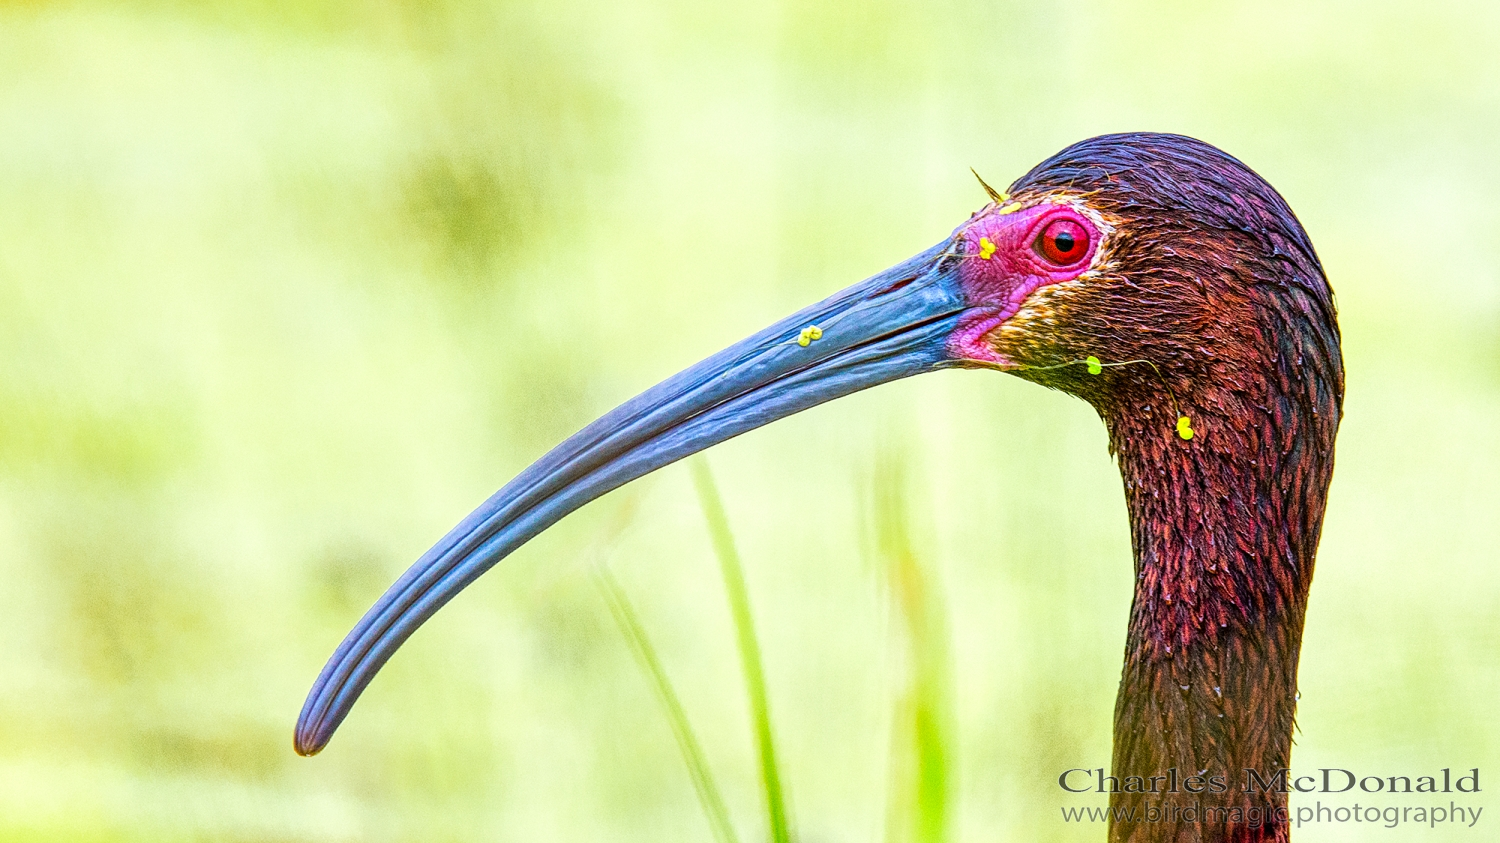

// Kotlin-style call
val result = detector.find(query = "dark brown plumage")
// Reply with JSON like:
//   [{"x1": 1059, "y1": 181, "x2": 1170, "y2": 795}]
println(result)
[{"x1": 992, "y1": 134, "x2": 1344, "y2": 842}]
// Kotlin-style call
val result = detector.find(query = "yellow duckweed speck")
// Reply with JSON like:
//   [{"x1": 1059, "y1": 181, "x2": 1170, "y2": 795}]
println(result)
[
  {"x1": 797, "y1": 325, "x2": 823, "y2": 347},
  {"x1": 979, "y1": 236, "x2": 997, "y2": 260},
  {"x1": 1177, "y1": 416, "x2": 1195, "y2": 441}
]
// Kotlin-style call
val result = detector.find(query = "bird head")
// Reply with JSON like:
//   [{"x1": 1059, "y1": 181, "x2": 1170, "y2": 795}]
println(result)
[
  {"x1": 295, "y1": 132, "x2": 1342, "y2": 755},
  {"x1": 958, "y1": 134, "x2": 1339, "y2": 447}
]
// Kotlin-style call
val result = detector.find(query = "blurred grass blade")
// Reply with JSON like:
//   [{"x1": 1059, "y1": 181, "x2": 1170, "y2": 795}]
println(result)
[
  {"x1": 691, "y1": 459, "x2": 793, "y2": 843},
  {"x1": 592, "y1": 563, "x2": 742, "y2": 843},
  {"x1": 875, "y1": 453, "x2": 953, "y2": 843}
]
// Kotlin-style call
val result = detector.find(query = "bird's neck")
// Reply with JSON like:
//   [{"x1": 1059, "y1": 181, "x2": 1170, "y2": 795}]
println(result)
[{"x1": 1101, "y1": 379, "x2": 1339, "y2": 843}]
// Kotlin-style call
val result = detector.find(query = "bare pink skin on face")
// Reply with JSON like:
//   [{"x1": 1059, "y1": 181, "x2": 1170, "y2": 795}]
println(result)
[{"x1": 948, "y1": 202, "x2": 1102, "y2": 365}]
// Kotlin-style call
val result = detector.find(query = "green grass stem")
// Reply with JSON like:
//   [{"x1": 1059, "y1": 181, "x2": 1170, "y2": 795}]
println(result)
[
  {"x1": 874, "y1": 454, "x2": 953, "y2": 843},
  {"x1": 592, "y1": 563, "x2": 742, "y2": 843},
  {"x1": 691, "y1": 459, "x2": 793, "y2": 843}
]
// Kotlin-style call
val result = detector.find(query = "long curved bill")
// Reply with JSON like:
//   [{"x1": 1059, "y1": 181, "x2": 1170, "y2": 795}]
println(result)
[{"x1": 295, "y1": 238, "x2": 968, "y2": 755}]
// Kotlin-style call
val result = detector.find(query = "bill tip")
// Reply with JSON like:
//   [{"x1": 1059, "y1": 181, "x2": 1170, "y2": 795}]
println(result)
[{"x1": 294, "y1": 731, "x2": 327, "y2": 756}]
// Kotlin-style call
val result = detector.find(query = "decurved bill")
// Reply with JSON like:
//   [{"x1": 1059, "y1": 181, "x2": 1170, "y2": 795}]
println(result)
[{"x1": 296, "y1": 238, "x2": 967, "y2": 755}]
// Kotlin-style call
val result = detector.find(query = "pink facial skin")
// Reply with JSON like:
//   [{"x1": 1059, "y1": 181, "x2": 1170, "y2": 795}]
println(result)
[{"x1": 948, "y1": 202, "x2": 1102, "y2": 365}]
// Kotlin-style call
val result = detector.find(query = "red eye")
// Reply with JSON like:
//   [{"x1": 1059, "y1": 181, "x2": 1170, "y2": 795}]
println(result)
[{"x1": 1036, "y1": 218, "x2": 1090, "y2": 265}]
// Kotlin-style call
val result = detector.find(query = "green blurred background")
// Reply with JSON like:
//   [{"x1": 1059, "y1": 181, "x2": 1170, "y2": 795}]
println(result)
[{"x1": 2, "y1": 1, "x2": 1497, "y2": 840}]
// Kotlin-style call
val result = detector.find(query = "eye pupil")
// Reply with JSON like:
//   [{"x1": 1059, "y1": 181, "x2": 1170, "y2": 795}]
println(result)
[{"x1": 1053, "y1": 231, "x2": 1075, "y2": 253}]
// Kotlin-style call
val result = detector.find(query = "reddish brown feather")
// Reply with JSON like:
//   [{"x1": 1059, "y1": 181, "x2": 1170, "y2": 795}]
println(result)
[{"x1": 998, "y1": 134, "x2": 1343, "y2": 842}]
